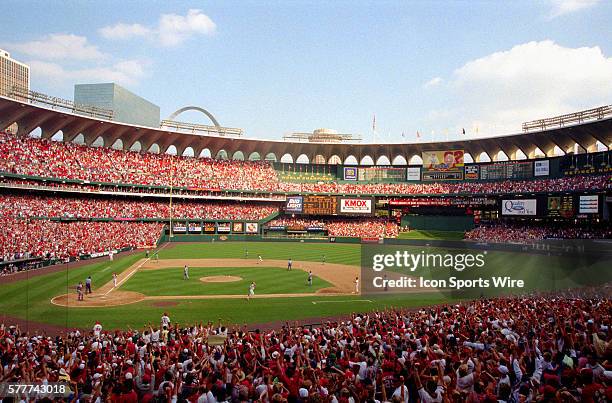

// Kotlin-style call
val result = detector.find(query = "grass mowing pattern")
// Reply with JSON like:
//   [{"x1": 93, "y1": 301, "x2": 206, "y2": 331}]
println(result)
[{"x1": 122, "y1": 267, "x2": 331, "y2": 296}]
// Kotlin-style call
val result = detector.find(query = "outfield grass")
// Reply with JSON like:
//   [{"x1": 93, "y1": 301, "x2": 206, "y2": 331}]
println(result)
[
  {"x1": 121, "y1": 266, "x2": 331, "y2": 295},
  {"x1": 397, "y1": 230, "x2": 465, "y2": 240},
  {"x1": 159, "y1": 241, "x2": 362, "y2": 266},
  {"x1": 1, "y1": 240, "x2": 609, "y2": 330}
]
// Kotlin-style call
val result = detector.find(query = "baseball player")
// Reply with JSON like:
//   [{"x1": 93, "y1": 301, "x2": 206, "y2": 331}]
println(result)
[
  {"x1": 108, "y1": 250, "x2": 114, "y2": 261},
  {"x1": 183, "y1": 264, "x2": 189, "y2": 280},
  {"x1": 322, "y1": 254, "x2": 326, "y2": 265},
  {"x1": 244, "y1": 248, "x2": 249, "y2": 259},
  {"x1": 247, "y1": 281, "x2": 256, "y2": 300},
  {"x1": 85, "y1": 276, "x2": 92, "y2": 294},
  {"x1": 354, "y1": 276, "x2": 359, "y2": 294},
  {"x1": 307, "y1": 271, "x2": 313, "y2": 287},
  {"x1": 77, "y1": 281, "x2": 84, "y2": 301},
  {"x1": 287, "y1": 258, "x2": 292, "y2": 271},
  {"x1": 257, "y1": 254, "x2": 263, "y2": 264},
  {"x1": 112, "y1": 272, "x2": 117, "y2": 288}
]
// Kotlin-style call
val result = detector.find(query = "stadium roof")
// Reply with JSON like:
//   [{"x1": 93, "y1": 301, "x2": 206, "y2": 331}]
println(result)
[{"x1": 1, "y1": 95, "x2": 611, "y2": 164}]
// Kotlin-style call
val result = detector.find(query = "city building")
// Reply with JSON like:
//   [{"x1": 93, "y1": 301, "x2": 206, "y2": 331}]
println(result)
[{"x1": 74, "y1": 83, "x2": 160, "y2": 127}]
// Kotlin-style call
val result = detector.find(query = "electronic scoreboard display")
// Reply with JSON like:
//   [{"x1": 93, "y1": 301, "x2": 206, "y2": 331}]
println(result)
[
  {"x1": 548, "y1": 195, "x2": 575, "y2": 218},
  {"x1": 303, "y1": 196, "x2": 338, "y2": 215},
  {"x1": 479, "y1": 161, "x2": 533, "y2": 180}
]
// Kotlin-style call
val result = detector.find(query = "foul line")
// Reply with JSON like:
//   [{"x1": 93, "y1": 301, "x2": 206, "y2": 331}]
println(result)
[
  {"x1": 312, "y1": 299, "x2": 372, "y2": 305},
  {"x1": 103, "y1": 243, "x2": 169, "y2": 296}
]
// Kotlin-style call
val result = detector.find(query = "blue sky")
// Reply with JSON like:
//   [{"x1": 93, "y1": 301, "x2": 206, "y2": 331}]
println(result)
[{"x1": 2, "y1": 0, "x2": 611, "y2": 143}]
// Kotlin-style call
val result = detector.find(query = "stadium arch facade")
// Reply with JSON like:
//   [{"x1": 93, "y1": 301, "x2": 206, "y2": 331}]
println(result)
[{"x1": 1, "y1": 95, "x2": 611, "y2": 162}]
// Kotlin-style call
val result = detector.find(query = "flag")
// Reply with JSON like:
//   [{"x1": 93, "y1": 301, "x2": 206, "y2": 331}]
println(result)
[
  {"x1": 416, "y1": 130, "x2": 421, "y2": 139},
  {"x1": 462, "y1": 128, "x2": 466, "y2": 135},
  {"x1": 372, "y1": 114, "x2": 376, "y2": 131},
  {"x1": 401, "y1": 131, "x2": 405, "y2": 138}
]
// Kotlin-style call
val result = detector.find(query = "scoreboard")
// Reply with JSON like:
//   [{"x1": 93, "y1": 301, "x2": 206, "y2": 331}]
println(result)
[
  {"x1": 479, "y1": 161, "x2": 533, "y2": 180},
  {"x1": 303, "y1": 196, "x2": 337, "y2": 215},
  {"x1": 548, "y1": 195, "x2": 574, "y2": 218}
]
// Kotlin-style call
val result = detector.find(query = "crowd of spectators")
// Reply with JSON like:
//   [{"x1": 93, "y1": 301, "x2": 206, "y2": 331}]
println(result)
[
  {"x1": 0, "y1": 219, "x2": 162, "y2": 263},
  {"x1": 0, "y1": 132, "x2": 279, "y2": 191},
  {"x1": 327, "y1": 219, "x2": 399, "y2": 239},
  {"x1": 0, "y1": 194, "x2": 278, "y2": 221},
  {"x1": 266, "y1": 217, "x2": 399, "y2": 238},
  {"x1": 464, "y1": 223, "x2": 612, "y2": 243},
  {"x1": 277, "y1": 175, "x2": 611, "y2": 195},
  {"x1": 0, "y1": 293, "x2": 610, "y2": 402},
  {"x1": 1, "y1": 132, "x2": 610, "y2": 196}
]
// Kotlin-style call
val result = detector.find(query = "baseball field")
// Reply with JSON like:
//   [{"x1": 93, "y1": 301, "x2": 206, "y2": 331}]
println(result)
[{"x1": 1, "y1": 240, "x2": 609, "y2": 331}]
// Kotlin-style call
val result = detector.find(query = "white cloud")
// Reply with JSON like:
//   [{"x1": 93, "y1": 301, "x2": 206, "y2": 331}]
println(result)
[
  {"x1": 99, "y1": 9, "x2": 216, "y2": 47},
  {"x1": 28, "y1": 59, "x2": 147, "y2": 88},
  {"x1": 424, "y1": 77, "x2": 443, "y2": 88},
  {"x1": 158, "y1": 9, "x2": 216, "y2": 46},
  {"x1": 427, "y1": 40, "x2": 612, "y2": 136},
  {"x1": 99, "y1": 23, "x2": 151, "y2": 40},
  {"x1": 3, "y1": 34, "x2": 105, "y2": 61},
  {"x1": 548, "y1": 0, "x2": 600, "y2": 18}
]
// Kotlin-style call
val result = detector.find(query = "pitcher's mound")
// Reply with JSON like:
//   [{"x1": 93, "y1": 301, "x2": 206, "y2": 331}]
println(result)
[{"x1": 200, "y1": 275, "x2": 242, "y2": 283}]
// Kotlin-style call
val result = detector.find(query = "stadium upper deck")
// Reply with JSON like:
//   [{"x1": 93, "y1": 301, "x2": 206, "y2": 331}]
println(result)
[{"x1": 1, "y1": 94, "x2": 612, "y2": 165}]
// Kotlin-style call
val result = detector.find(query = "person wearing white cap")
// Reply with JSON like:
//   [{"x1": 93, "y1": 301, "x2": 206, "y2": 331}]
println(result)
[{"x1": 497, "y1": 365, "x2": 511, "y2": 387}]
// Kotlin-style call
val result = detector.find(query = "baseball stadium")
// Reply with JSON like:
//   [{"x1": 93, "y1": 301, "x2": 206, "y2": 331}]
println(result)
[{"x1": 1, "y1": 2, "x2": 612, "y2": 402}]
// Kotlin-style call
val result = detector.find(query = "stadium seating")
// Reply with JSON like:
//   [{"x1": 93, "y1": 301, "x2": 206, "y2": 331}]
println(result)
[
  {"x1": 0, "y1": 194, "x2": 277, "y2": 220},
  {"x1": 0, "y1": 220, "x2": 162, "y2": 263},
  {"x1": 465, "y1": 222, "x2": 612, "y2": 243},
  {"x1": 0, "y1": 292, "x2": 609, "y2": 401},
  {"x1": 1, "y1": 131, "x2": 610, "y2": 195}
]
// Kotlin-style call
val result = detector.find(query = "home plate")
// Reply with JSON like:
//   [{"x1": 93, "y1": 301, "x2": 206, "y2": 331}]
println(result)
[{"x1": 312, "y1": 300, "x2": 372, "y2": 305}]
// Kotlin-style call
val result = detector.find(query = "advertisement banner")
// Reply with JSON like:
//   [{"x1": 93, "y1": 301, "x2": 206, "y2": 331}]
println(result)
[
  {"x1": 246, "y1": 222, "x2": 259, "y2": 234},
  {"x1": 422, "y1": 150, "x2": 464, "y2": 171},
  {"x1": 217, "y1": 222, "x2": 231, "y2": 233},
  {"x1": 287, "y1": 225, "x2": 307, "y2": 233},
  {"x1": 579, "y1": 195, "x2": 599, "y2": 214},
  {"x1": 534, "y1": 160, "x2": 550, "y2": 177},
  {"x1": 501, "y1": 199, "x2": 537, "y2": 216},
  {"x1": 232, "y1": 222, "x2": 244, "y2": 233},
  {"x1": 343, "y1": 167, "x2": 358, "y2": 181},
  {"x1": 406, "y1": 167, "x2": 421, "y2": 181},
  {"x1": 173, "y1": 225, "x2": 187, "y2": 232},
  {"x1": 389, "y1": 197, "x2": 496, "y2": 207},
  {"x1": 188, "y1": 223, "x2": 202, "y2": 232},
  {"x1": 204, "y1": 223, "x2": 216, "y2": 233},
  {"x1": 285, "y1": 196, "x2": 304, "y2": 213},
  {"x1": 465, "y1": 165, "x2": 479, "y2": 180},
  {"x1": 339, "y1": 198, "x2": 373, "y2": 214}
]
